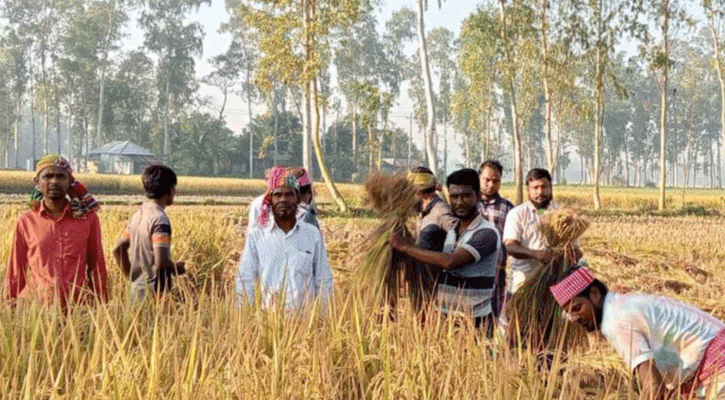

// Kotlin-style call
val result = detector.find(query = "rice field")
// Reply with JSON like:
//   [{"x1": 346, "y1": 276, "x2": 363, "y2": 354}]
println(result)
[{"x1": 0, "y1": 186, "x2": 724, "y2": 398}]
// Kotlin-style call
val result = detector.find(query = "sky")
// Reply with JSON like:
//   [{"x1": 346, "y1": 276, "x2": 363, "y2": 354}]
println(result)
[{"x1": 167, "y1": 0, "x2": 483, "y2": 171}]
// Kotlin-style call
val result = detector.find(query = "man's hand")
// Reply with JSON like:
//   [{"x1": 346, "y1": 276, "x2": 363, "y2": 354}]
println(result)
[
  {"x1": 173, "y1": 261, "x2": 186, "y2": 275},
  {"x1": 389, "y1": 232, "x2": 409, "y2": 252},
  {"x1": 534, "y1": 249, "x2": 555, "y2": 264}
]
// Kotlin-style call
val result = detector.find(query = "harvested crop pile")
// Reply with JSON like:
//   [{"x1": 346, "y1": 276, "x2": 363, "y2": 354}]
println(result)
[
  {"x1": 359, "y1": 172, "x2": 436, "y2": 316},
  {"x1": 505, "y1": 209, "x2": 589, "y2": 354}
]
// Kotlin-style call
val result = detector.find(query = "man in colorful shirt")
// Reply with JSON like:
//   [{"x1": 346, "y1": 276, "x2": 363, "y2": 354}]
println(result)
[
  {"x1": 236, "y1": 167, "x2": 333, "y2": 311},
  {"x1": 551, "y1": 267, "x2": 725, "y2": 400},
  {"x1": 391, "y1": 169, "x2": 500, "y2": 331},
  {"x1": 5, "y1": 154, "x2": 108, "y2": 309},
  {"x1": 477, "y1": 160, "x2": 515, "y2": 317},
  {"x1": 113, "y1": 165, "x2": 185, "y2": 301},
  {"x1": 408, "y1": 166, "x2": 457, "y2": 252}
]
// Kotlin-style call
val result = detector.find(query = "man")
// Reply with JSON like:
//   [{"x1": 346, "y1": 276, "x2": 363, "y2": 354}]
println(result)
[
  {"x1": 248, "y1": 167, "x2": 318, "y2": 230},
  {"x1": 391, "y1": 169, "x2": 500, "y2": 329},
  {"x1": 236, "y1": 167, "x2": 333, "y2": 311},
  {"x1": 503, "y1": 168, "x2": 563, "y2": 294},
  {"x1": 551, "y1": 267, "x2": 725, "y2": 399},
  {"x1": 408, "y1": 166, "x2": 457, "y2": 252},
  {"x1": 477, "y1": 160, "x2": 515, "y2": 317},
  {"x1": 113, "y1": 164, "x2": 185, "y2": 301},
  {"x1": 5, "y1": 154, "x2": 108, "y2": 309}
]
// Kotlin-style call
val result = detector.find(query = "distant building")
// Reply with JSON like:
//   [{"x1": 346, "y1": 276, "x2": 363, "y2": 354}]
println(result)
[{"x1": 86, "y1": 141, "x2": 158, "y2": 174}]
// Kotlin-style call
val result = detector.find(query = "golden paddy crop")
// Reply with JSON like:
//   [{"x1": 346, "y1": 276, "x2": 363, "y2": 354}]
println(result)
[{"x1": 0, "y1": 197, "x2": 724, "y2": 398}]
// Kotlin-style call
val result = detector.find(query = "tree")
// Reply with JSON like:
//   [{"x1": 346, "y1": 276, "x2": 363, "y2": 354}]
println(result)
[
  {"x1": 139, "y1": 0, "x2": 209, "y2": 164},
  {"x1": 244, "y1": 0, "x2": 366, "y2": 212},
  {"x1": 415, "y1": 0, "x2": 438, "y2": 176},
  {"x1": 704, "y1": 0, "x2": 725, "y2": 188}
]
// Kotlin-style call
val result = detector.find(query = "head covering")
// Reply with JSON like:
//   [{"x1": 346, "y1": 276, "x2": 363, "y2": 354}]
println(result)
[
  {"x1": 407, "y1": 171, "x2": 436, "y2": 189},
  {"x1": 550, "y1": 268, "x2": 596, "y2": 307},
  {"x1": 295, "y1": 167, "x2": 312, "y2": 187},
  {"x1": 31, "y1": 154, "x2": 99, "y2": 218},
  {"x1": 257, "y1": 166, "x2": 300, "y2": 227}
]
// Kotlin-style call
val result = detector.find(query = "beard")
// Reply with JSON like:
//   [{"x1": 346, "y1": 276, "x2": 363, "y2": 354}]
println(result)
[
  {"x1": 455, "y1": 206, "x2": 478, "y2": 221},
  {"x1": 531, "y1": 196, "x2": 552, "y2": 209}
]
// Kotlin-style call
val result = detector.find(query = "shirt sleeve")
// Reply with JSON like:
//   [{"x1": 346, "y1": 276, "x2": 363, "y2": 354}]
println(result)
[
  {"x1": 610, "y1": 317, "x2": 654, "y2": 371},
  {"x1": 313, "y1": 234, "x2": 334, "y2": 311},
  {"x1": 236, "y1": 231, "x2": 260, "y2": 306},
  {"x1": 151, "y1": 217, "x2": 172, "y2": 248},
  {"x1": 459, "y1": 228, "x2": 498, "y2": 262},
  {"x1": 437, "y1": 204, "x2": 457, "y2": 232},
  {"x1": 86, "y1": 212, "x2": 109, "y2": 302},
  {"x1": 5, "y1": 220, "x2": 28, "y2": 300},
  {"x1": 503, "y1": 208, "x2": 522, "y2": 243}
]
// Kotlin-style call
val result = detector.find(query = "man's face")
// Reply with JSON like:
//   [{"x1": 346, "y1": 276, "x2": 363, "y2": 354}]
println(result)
[
  {"x1": 271, "y1": 186, "x2": 299, "y2": 220},
  {"x1": 527, "y1": 178, "x2": 552, "y2": 209},
  {"x1": 35, "y1": 166, "x2": 71, "y2": 201},
  {"x1": 564, "y1": 296, "x2": 599, "y2": 332},
  {"x1": 448, "y1": 184, "x2": 478, "y2": 220},
  {"x1": 479, "y1": 167, "x2": 501, "y2": 200}
]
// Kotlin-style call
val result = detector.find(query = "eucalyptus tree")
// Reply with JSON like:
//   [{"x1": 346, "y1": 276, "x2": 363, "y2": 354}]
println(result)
[
  {"x1": 454, "y1": 8, "x2": 501, "y2": 166},
  {"x1": 428, "y1": 27, "x2": 455, "y2": 177},
  {"x1": 219, "y1": 0, "x2": 259, "y2": 177},
  {"x1": 642, "y1": 0, "x2": 691, "y2": 209},
  {"x1": 334, "y1": 10, "x2": 395, "y2": 171},
  {"x1": 497, "y1": 0, "x2": 539, "y2": 204},
  {"x1": 415, "y1": 0, "x2": 439, "y2": 176},
  {"x1": 575, "y1": 0, "x2": 645, "y2": 208},
  {"x1": 243, "y1": 0, "x2": 367, "y2": 212},
  {"x1": 704, "y1": 0, "x2": 725, "y2": 187},
  {"x1": 139, "y1": 0, "x2": 209, "y2": 164}
]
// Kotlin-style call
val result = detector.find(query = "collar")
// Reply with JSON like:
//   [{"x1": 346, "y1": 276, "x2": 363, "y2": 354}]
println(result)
[
  {"x1": 524, "y1": 200, "x2": 557, "y2": 213},
  {"x1": 142, "y1": 199, "x2": 165, "y2": 210},
  {"x1": 38, "y1": 200, "x2": 72, "y2": 219},
  {"x1": 480, "y1": 193, "x2": 501, "y2": 205},
  {"x1": 452, "y1": 212, "x2": 485, "y2": 234},
  {"x1": 599, "y1": 291, "x2": 616, "y2": 334},
  {"x1": 420, "y1": 196, "x2": 443, "y2": 217},
  {"x1": 266, "y1": 218, "x2": 300, "y2": 235}
]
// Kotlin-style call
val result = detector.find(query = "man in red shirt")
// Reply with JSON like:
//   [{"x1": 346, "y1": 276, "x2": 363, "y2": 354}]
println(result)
[{"x1": 5, "y1": 154, "x2": 108, "y2": 309}]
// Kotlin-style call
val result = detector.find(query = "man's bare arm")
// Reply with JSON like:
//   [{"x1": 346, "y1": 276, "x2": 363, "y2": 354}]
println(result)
[
  {"x1": 634, "y1": 360, "x2": 670, "y2": 400},
  {"x1": 112, "y1": 238, "x2": 131, "y2": 277},
  {"x1": 504, "y1": 239, "x2": 554, "y2": 264},
  {"x1": 390, "y1": 234, "x2": 474, "y2": 270}
]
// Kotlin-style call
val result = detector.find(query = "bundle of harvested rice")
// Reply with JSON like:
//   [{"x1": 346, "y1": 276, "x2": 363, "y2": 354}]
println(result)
[
  {"x1": 505, "y1": 209, "x2": 589, "y2": 354},
  {"x1": 359, "y1": 172, "x2": 436, "y2": 316}
]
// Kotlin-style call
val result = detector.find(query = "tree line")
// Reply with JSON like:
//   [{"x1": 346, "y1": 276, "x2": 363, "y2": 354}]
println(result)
[{"x1": 2, "y1": 0, "x2": 725, "y2": 210}]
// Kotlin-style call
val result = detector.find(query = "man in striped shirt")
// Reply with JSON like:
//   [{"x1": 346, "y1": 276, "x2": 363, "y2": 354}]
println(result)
[
  {"x1": 113, "y1": 165, "x2": 185, "y2": 301},
  {"x1": 391, "y1": 169, "x2": 500, "y2": 331}
]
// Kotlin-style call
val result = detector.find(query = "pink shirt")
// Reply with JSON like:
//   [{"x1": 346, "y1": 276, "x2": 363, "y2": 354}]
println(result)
[{"x1": 5, "y1": 202, "x2": 108, "y2": 309}]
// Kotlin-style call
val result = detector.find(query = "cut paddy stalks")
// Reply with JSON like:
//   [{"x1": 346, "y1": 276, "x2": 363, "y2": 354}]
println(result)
[
  {"x1": 359, "y1": 173, "x2": 436, "y2": 318},
  {"x1": 504, "y1": 209, "x2": 590, "y2": 356}
]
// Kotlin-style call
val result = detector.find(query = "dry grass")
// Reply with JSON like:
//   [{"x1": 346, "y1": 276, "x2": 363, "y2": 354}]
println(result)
[{"x1": 0, "y1": 197, "x2": 724, "y2": 398}]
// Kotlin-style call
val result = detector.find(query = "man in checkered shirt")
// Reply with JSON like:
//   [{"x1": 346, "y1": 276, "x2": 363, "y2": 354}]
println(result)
[{"x1": 477, "y1": 160, "x2": 515, "y2": 318}]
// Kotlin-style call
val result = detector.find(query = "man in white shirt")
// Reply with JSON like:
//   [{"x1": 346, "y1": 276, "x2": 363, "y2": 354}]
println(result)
[
  {"x1": 236, "y1": 167, "x2": 333, "y2": 311},
  {"x1": 504, "y1": 168, "x2": 579, "y2": 294},
  {"x1": 551, "y1": 267, "x2": 725, "y2": 400}
]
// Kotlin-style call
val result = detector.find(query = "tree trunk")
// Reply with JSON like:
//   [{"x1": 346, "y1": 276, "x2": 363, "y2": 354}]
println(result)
[
  {"x1": 416, "y1": 0, "x2": 438, "y2": 176},
  {"x1": 593, "y1": 0, "x2": 604, "y2": 210},
  {"x1": 658, "y1": 0, "x2": 669, "y2": 211},
  {"x1": 29, "y1": 50, "x2": 36, "y2": 163},
  {"x1": 164, "y1": 73, "x2": 171, "y2": 164},
  {"x1": 540, "y1": 0, "x2": 555, "y2": 179},
  {"x1": 308, "y1": 1, "x2": 347, "y2": 211},
  {"x1": 499, "y1": 0, "x2": 524, "y2": 204},
  {"x1": 96, "y1": 0, "x2": 116, "y2": 153},
  {"x1": 13, "y1": 95, "x2": 20, "y2": 168}
]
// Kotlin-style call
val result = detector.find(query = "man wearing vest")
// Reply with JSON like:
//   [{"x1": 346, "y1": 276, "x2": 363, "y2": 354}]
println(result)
[{"x1": 391, "y1": 168, "x2": 500, "y2": 332}]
